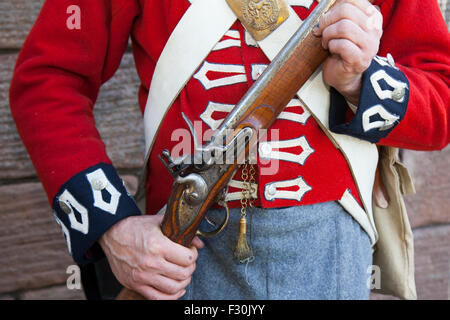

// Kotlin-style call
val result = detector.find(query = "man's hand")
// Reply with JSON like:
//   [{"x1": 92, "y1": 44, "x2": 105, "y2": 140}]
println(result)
[
  {"x1": 313, "y1": 0, "x2": 383, "y2": 105},
  {"x1": 98, "y1": 213, "x2": 204, "y2": 300}
]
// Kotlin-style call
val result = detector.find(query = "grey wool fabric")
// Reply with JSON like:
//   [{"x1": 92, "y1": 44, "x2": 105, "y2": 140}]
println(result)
[{"x1": 182, "y1": 201, "x2": 373, "y2": 300}]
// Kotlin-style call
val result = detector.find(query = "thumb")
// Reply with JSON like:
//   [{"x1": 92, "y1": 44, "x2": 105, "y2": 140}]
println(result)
[
  {"x1": 143, "y1": 212, "x2": 164, "y2": 225},
  {"x1": 154, "y1": 213, "x2": 165, "y2": 224}
]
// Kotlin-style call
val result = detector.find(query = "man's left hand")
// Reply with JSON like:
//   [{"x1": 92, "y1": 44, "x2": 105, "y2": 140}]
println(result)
[{"x1": 313, "y1": 0, "x2": 383, "y2": 105}]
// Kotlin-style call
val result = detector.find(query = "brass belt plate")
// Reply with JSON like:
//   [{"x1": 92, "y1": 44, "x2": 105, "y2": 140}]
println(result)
[{"x1": 226, "y1": 0, "x2": 290, "y2": 41}]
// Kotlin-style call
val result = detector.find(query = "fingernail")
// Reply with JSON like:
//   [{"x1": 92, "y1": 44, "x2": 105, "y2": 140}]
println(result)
[{"x1": 312, "y1": 25, "x2": 320, "y2": 35}]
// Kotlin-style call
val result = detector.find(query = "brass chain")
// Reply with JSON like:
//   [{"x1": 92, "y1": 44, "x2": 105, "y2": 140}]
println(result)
[
  {"x1": 240, "y1": 161, "x2": 256, "y2": 215},
  {"x1": 240, "y1": 163, "x2": 249, "y2": 217},
  {"x1": 248, "y1": 163, "x2": 256, "y2": 208}
]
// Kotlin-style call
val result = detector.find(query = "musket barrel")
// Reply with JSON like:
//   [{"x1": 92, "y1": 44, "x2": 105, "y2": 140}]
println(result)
[{"x1": 215, "y1": 0, "x2": 336, "y2": 138}]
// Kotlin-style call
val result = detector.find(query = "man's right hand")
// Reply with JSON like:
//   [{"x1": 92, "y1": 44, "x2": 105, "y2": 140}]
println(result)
[{"x1": 98, "y1": 213, "x2": 204, "y2": 300}]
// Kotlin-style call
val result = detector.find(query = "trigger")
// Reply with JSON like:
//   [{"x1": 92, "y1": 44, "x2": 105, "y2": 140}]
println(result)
[{"x1": 196, "y1": 202, "x2": 230, "y2": 238}]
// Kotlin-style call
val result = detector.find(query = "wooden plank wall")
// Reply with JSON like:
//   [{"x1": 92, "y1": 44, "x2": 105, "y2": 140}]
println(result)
[{"x1": 0, "y1": 1, "x2": 449, "y2": 300}]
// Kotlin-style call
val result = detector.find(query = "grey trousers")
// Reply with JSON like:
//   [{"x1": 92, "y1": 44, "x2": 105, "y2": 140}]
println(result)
[{"x1": 182, "y1": 201, "x2": 373, "y2": 300}]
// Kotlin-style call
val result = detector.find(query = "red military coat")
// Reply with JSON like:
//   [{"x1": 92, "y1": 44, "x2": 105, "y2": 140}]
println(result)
[{"x1": 9, "y1": 0, "x2": 450, "y2": 264}]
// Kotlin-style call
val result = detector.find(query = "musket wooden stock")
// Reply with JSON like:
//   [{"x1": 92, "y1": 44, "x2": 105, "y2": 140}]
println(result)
[{"x1": 116, "y1": 0, "x2": 346, "y2": 300}]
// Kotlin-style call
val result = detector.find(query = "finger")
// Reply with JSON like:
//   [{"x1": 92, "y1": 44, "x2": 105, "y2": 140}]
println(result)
[
  {"x1": 328, "y1": 39, "x2": 370, "y2": 73},
  {"x1": 321, "y1": 19, "x2": 367, "y2": 51},
  {"x1": 315, "y1": 2, "x2": 371, "y2": 36},
  {"x1": 138, "y1": 273, "x2": 192, "y2": 295},
  {"x1": 151, "y1": 213, "x2": 164, "y2": 224},
  {"x1": 315, "y1": 0, "x2": 380, "y2": 36},
  {"x1": 162, "y1": 239, "x2": 199, "y2": 267},
  {"x1": 191, "y1": 236, "x2": 205, "y2": 249},
  {"x1": 346, "y1": 0, "x2": 376, "y2": 15},
  {"x1": 346, "y1": 0, "x2": 383, "y2": 32},
  {"x1": 328, "y1": 38, "x2": 361, "y2": 63},
  {"x1": 158, "y1": 260, "x2": 196, "y2": 281},
  {"x1": 135, "y1": 256, "x2": 196, "y2": 281},
  {"x1": 136, "y1": 285, "x2": 186, "y2": 300}
]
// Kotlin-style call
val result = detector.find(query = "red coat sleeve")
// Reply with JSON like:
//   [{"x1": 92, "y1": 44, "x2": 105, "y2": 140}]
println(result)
[
  {"x1": 9, "y1": 0, "x2": 140, "y2": 203},
  {"x1": 376, "y1": 0, "x2": 450, "y2": 150}
]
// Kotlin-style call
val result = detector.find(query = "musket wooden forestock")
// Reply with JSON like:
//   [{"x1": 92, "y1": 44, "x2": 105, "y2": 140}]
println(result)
[{"x1": 117, "y1": 0, "x2": 337, "y2": 300}]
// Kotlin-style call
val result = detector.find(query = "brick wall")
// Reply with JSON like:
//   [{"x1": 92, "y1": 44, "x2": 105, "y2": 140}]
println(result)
[
  {"x1": 0, "y1": 1, "x2": 448, "y2": 300},
  {"x1": 0, "y1": 0, "x2": 142, "y2": 300}
]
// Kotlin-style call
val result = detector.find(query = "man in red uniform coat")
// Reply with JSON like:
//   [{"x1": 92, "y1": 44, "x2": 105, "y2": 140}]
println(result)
[{"x1": 9, "y1": 0, "x2": 449, "y2": 299}]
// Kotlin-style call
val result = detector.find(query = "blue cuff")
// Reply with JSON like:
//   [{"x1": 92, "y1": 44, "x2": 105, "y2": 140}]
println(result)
[
  {"x1": 329, "y1": 55, "x2": 410, "y2": 143},
  {"x1": 52, "y1": 162, "x2": 142, "y2": 265}
]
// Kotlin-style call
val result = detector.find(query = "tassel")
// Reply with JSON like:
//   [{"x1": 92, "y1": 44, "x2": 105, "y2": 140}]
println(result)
[{"x1": 233, "y1": 216, "x2": 254, "y2": 263}]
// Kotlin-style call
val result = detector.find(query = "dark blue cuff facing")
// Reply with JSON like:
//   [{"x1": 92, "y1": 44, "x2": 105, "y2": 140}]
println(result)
[
  {"x1": 329, "y1": 55, "x2": 410, "y2": 143},
  {"x1": 52, "y1": 162, "x2": 142, "y2": 265}
]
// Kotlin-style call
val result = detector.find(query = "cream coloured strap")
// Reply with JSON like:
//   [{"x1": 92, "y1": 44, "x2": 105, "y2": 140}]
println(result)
[
  {"x1": 143, "y1": 0, "x2": 236, "y2": 163},
  {"x1": 143, "y1": 0, "x2": 304, "y2": 162},
  {"x1": 143, "y1": 0, "x2": 379, "y2": 244}
]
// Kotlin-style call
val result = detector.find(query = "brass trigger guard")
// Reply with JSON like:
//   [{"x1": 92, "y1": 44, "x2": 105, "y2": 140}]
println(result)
[{"x1": 196, "y1": 202, "x2": 230, "y2": 238}]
